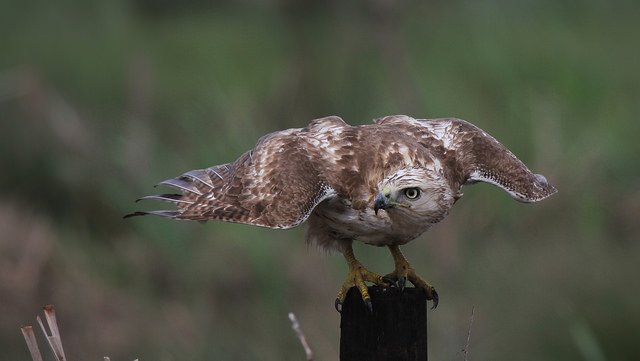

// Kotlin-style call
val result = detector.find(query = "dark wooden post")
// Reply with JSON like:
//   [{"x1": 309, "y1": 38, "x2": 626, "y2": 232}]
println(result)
[{"x1": 340, "y1": 286, "x2": 428, "y2": 361}]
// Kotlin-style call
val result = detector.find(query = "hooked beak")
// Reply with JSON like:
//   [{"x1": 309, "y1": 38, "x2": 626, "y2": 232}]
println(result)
[{"x1": 374, "y1": 190, "x2": 392, "y2": 215}]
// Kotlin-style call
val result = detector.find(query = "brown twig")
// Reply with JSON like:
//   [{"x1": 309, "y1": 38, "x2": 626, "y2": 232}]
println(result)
[{"x1": 288, "y1": 312, "x2": 314, "y2": 361}]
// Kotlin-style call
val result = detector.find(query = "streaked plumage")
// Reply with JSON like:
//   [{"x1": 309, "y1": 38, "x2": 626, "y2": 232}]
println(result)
[{"x1": 126, "y1": 115, "x2": 557, "y2": 310}]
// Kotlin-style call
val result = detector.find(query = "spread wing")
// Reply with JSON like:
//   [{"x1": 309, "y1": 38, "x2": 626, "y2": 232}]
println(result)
[
  {"x1": 125, "y1": 128, "x2": 337, "y2": 229},
  {"x1": 375, "y1": 115, "x2": 557, "y2": 202}
]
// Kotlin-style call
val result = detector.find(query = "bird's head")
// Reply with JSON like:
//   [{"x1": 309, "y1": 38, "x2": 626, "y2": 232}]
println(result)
[{"x1": 373, "y1": 167, "x2": 454, "y2": 223}]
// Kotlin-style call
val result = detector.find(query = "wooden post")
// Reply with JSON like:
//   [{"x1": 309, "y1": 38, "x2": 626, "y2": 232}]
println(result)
[{"x1": 340, "y1": 286, "x2": 428, "y2": 361}]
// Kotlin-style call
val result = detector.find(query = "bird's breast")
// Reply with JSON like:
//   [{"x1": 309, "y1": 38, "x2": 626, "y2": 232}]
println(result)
[{"x1": 312, "y1": 198, "x2": 432, "y2": 246}]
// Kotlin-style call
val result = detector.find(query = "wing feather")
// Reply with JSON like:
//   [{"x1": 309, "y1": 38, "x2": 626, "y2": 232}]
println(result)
[
  {"x1": 421, "y1": 118, "x2": 556, "y2": 201},
  {"x1": 127, "y1": 114, "x2": 556, "y2": 229},
  {"x1": 377, "y1": 115, "x2": 557, "y2": 202},
  {"x1": 126, "y1": 128, "x2": 337, "y2": 229}
]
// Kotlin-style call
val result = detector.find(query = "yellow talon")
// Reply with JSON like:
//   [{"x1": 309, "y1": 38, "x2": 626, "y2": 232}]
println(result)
[
  {"x1": 385, "y1": 245, "x2": 439, "y2": 308},
  {"x1": 335, "y1": 245, "x2": 387, "y2": 313}
]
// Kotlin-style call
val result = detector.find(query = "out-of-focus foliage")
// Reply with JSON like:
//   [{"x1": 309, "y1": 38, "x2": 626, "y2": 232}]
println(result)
[{"x1": 1, "y1": 0, "x2": 638, "y2": 360}]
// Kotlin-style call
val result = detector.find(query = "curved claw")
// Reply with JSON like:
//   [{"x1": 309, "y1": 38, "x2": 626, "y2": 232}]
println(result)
[
  {"x1": 382, "y1": 273, "x2": 408, "y2": 291},
  {"x1": 382, "y1": 274, "x2": 407, "y2": 291},
  {"x1": 364, "y1": 298, "x2": 373, "y2": 314},
  {"x1": 335, "y1": 291, "x2": 375, "y2": 314},
  {"x1": 382, "y1": 276, "x2": 398, "y2": 288},
  {"x1": 408, "y1": 276, "x2": 439, "y2": 309},
  {"x1": 429, "y1": 288, "x2": 439, "y2": 309},
  {"x1": 397, "y1": 276, "x2": 407, "y2": 291}
]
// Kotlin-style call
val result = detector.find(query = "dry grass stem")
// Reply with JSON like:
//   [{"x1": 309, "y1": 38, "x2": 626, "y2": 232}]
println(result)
[
  {"x1": 288, "y1": 312, "x2": 314, "y2": 361},
  {"x1": 43, "y1": 305, "x2": 67, "y2": 361},
  {"x1": 37, "y1": 310, "x2": 65, "y2": 361},
  {"x1": 462, "y1": 305, "x2": 476, "y2": 361},
  {"x1": 22, "y1": 305, "x2": 139, "y2": 361},
  {"x1": 21, "y1": 326, "x2": 44, "y2": 361}
]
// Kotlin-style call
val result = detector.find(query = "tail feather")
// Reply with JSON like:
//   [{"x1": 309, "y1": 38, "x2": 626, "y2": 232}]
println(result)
[
  {"x1": 156, "y1": 178, "x2": 202, "y2": 195},
  {"x1": 125, "y1": 163, "x2": 234, "y2": 220},
  {"x1": 136, "y1": 194, "x2": 194, "y2": 205},
  {"x1": 182, "y1": 169, "x2": 215, "y2": 188},
  {"x1": 123, "y1": 210, "x2": 180, "y2": 219}
]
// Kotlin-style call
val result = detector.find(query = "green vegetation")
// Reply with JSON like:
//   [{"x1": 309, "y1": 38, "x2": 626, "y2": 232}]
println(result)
[{"x1": 1, "y1": 1, "x2": 638, "y2": 360}]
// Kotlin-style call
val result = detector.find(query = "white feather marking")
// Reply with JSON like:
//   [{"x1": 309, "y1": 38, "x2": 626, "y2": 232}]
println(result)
[
  {"x1": 421, "y1": 120, "x2": 456, "y2": 149},
  {"x1": 317, "y1": 138, "x2": 352, "y2": 165},
  {"x1": 468, "y1": 169, "x2": 530, "y2": 202},
  {"x1": 396, "y1": 143, "x2": 413, "y2": 164},
  {"x1": 184, "y1": 170, "x2": 214, "y2": 188},
  {"x1": 210, "y1": 169, "x2": 224, "y2": 180},
  {"x1": 306, "y1": 137, "x2": 331, "y2": 148},
  {"x1": 312, "y1": 123, "x2": 344, "y2": 133},
  {"x1": 282, "y1": 185, "x2": 337, "y2": 228},
  {"x1": 431, "y1": 157, "x2": 444, "y2": 174}
]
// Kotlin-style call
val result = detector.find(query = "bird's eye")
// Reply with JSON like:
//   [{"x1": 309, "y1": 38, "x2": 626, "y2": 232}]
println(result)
[{"x1": 404, "y1": 188, "x2": 421, "y2": 200}]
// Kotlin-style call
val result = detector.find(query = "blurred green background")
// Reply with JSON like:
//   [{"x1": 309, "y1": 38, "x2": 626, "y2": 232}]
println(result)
[{"x1": 1, "y1": 0, "x2": 639, "y2": 360}]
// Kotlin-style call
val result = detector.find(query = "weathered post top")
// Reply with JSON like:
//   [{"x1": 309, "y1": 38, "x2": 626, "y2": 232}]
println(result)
[{"x1": 339, "y1": 286, "x2": 428, "y2": 361}]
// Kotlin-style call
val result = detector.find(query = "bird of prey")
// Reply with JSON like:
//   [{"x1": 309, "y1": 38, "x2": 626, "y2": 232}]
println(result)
[{"x1": 126, "y1": 115, "x2": 557, "y2": 311}]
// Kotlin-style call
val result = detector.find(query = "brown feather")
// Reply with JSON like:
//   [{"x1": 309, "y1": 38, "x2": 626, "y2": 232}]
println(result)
[{"x1": 127, "y1": 115, "x2": 557, "y2": 249}]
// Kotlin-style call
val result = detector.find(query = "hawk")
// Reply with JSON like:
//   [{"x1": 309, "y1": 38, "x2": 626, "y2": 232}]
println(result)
[{"x1": 126, "y1": 115, "x2": 557, "y2": 311}]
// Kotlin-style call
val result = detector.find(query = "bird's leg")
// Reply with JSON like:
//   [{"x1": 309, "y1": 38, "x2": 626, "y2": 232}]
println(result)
[
  {"x1": 384, "y1": 245, "x2": 439, "y2": 309},
  {"x1": 335, "y1": 244, "x2": 387, "y2": 313}
]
